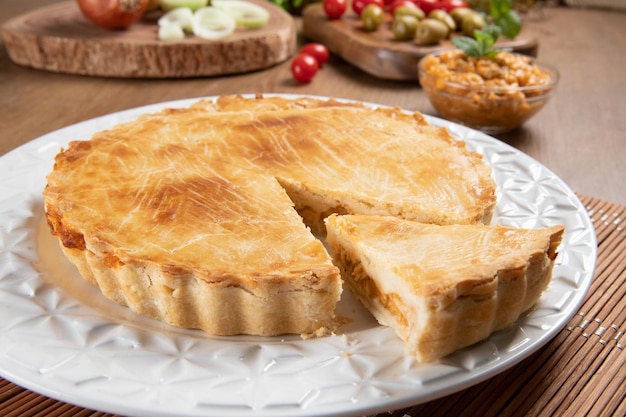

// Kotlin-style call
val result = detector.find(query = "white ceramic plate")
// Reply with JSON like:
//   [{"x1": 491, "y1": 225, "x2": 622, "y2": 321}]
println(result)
[{"x1": 0, "y1": 95, "x2": 596, "y2": 417}]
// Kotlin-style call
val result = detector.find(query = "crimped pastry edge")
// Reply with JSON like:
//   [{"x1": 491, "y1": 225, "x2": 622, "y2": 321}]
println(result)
[{"x1": 58, "y1": 243, "x2": 343, "y2": 337}]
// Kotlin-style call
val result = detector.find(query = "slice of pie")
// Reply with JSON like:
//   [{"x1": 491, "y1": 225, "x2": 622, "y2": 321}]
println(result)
[
  {"x1": 43, "y1": 95, "x2": 497, "y2": 336},
  {"x1": 325, "y1": 214, "x2": 565, "y2": 362}
]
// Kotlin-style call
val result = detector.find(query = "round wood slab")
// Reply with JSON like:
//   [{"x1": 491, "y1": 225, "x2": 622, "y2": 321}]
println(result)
[
  {"x1": 2, "y1": 1, "x2": 297, "y2": 78},
  {"x1": 302, "y1": 4, "x2": 539, "y2": 81}
]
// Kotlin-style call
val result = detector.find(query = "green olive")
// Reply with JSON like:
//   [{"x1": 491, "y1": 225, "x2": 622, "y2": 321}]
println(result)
[
  {"x1": 414, "y1": 18, "x2": 449, "y2": 45},
  {"x1": 461, "y1": 11, "x2": 486, "y2": 36},
  {"x1": 450, "y1": 7, "x2": 474, "y2": 29},
  {"x1": 392, "y1": 15, "x2": 419, "y2": 41},
  {"x1": 393, "y1": 6, "x2": 425, "y2": 21},
  {"x1": 361, "y1": 4, "x2": 384, "y2": 32},
  {"x1": 427, "y1": 9, "x2": 456, "y2": 33}
]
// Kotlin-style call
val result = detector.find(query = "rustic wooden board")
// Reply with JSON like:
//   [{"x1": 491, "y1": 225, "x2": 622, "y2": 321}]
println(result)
[
  {"x1": 2, "y1": 1, "x2": 297, "y2": 78},
  {"x1": 302, "y1": 4, "x2": 539, "y2": 81}
]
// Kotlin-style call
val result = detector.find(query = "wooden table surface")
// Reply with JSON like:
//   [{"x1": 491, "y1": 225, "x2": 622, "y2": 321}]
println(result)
[
  {"x1": 1, "y1": 0, "x2": 625, "y2": 204},
  {"x1": 0, "y1": 2, "x2": 625, "y2": 417}
]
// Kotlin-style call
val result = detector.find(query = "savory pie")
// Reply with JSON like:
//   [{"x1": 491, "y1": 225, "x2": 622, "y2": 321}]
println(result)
[
  {"x1": 43, "y1": 94, "x2": 498, "y2": 337},
  {"x1": 325, "y1": 214, "x2": 565, "y2": 362}
]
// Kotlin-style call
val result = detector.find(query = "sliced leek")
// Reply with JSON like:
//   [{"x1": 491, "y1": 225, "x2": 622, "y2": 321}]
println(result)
[
  {"x1": 158, "y1": 7, "x2": 194, "y2": 32},
  {"x1": 211, "y1": 0, "x2": 270, "y2": 29},
  {"x1": 158, "y1": 23, "x2": 186, "y2": 40},
  {"x1": 192, "y1": 7, "x2": 236, "y2": 40},
  {"x1": 159, "y1": 0, "x2": 209, "y2": 12}
]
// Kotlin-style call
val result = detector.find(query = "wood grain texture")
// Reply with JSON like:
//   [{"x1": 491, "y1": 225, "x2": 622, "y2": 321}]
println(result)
[
  {"x1": 1, "y1": 0, "x2": 297, "y2": 78},
  {"x1": 301, "y1": 3, "x2": 539, "y2": 81}
]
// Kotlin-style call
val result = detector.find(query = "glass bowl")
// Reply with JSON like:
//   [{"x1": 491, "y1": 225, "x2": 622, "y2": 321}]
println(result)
[{"x1": 418, "y1": 51, "x2": 559, "y2": 134}]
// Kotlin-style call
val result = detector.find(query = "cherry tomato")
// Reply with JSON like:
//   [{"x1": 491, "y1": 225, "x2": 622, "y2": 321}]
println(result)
[
  {"x1": 413, "y1": 0, "x2": 440, "y2": 15},
  {"x1": 389, "y1": 0, "x2": 418, "y2": 15},
  {"x1": 437, "y1": 0, "x2": 469, "y2": 12},
  {"x1": 352, "y1": 0, "x2": 384, "y2": 16},
  {"x1": 76, "y1": 0, "x2": 148, "y2": 30},
  {"x1": 300, "y1": 43, "x2": 330, "y2": 67},
  {"x1": 323, "y1": 0, "x2": 347, "y2": 19},
  {"x1": 291, "y1": 53, "x2": 319, "y2": 83}
]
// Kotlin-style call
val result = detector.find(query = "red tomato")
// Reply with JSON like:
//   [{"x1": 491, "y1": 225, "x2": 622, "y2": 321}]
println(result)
[
  {"x1": 300, "y1": 43, "x2": 330, "y2": 67},
  {"x1": 389, "y1": 0, "x2": 418, "y2": 14},
  {"x1": 437, "y1": 0, "x2": 469, "y2": 12},
  {"x1": 291, "y1": 53, "x2": 319, "y2": 83},
  {"x1": 413, "y1": 0, "x2": 439, "y2": 14},
  {"x1": 323, "y1": 0, "x2": 347, "y2": 19},
  {"x1": 352, "y1": 0, "x2": 384, "y2": 16},
  {"x1": 76, "y1": 0, "x2": 148, "y2": 30}
]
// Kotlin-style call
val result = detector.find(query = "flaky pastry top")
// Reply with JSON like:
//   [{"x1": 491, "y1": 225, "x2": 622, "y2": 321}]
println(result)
[
  {"x1": 44, "y1": 97, "x2": 497, "y2": 284},
  {"x1": 326, "y1": 214, "x2": 564, "y2": 304}
]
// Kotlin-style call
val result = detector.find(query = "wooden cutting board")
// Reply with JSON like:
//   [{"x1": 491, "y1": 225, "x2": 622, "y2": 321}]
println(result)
[
  {"x1": 302, "y1": 4, "x2": 538, "y2": 81},
  {"x1": 2, "y1": 1, "x2": 296, "y2": 78}
]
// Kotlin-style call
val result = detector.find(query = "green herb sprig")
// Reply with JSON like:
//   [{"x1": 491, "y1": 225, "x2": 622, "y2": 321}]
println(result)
[
  {"x1": 490, "y1": 0, "x2": 522, "y2": 39},
  {"x1": 451, "y1": 0, "x2": 521, "y2": 58},
  {"x1": 451, "y1": 25, "x2": 511, "y2": 58}
]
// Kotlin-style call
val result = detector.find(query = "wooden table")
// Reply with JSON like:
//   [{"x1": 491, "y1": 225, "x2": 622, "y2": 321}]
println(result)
[
  {"x1": 0, "y1": 2, "x2": 624, "y2": 417},
  {"x1": 1, "y1": 0, "x2": 625, "y2": 205}
]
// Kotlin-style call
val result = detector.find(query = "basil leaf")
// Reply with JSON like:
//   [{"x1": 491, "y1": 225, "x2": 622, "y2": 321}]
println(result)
[
  {"x1": 474, "y1": 30, "x2": 491, "y2": 42},
  {"x1": 475, "y1": 30, "x2": 495, "y2": 53},
  {"x1": 494, "y1": 11, "x2": 522, "y2": 38},
  {"x1": 451, "y1": 21, "x2": 515, "y2": 58},
  {"x1": 451, "y1": 36, "x2": 482, "y2": 58},
  {"x1": 482, "y1": 24, "x2": 502, "y2": 41},
  {"x1": 490, "y1": 0, "x2": 511, "y2": 20}
]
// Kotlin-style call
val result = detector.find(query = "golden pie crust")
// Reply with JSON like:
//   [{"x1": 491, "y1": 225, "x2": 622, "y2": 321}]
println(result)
[
  {"x1": 325, "y1": 214, "x2": 565, "y2": 362},
  {"x1": 43, "y1": 94, "x2": 498, "y2": 337}
]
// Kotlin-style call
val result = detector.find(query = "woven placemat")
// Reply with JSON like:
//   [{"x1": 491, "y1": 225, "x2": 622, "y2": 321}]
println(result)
[{"x1": 1, "y1": 194, "x2": 624, "y2": 417}]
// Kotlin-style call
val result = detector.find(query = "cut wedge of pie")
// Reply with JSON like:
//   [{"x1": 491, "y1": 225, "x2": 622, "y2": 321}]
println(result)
[
  {"x1": 325, "y1": 214, "x2": 565, "y2": 362},
  {"x1": 43, "y1": 95, "x2": 499, "y2": 336}
]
